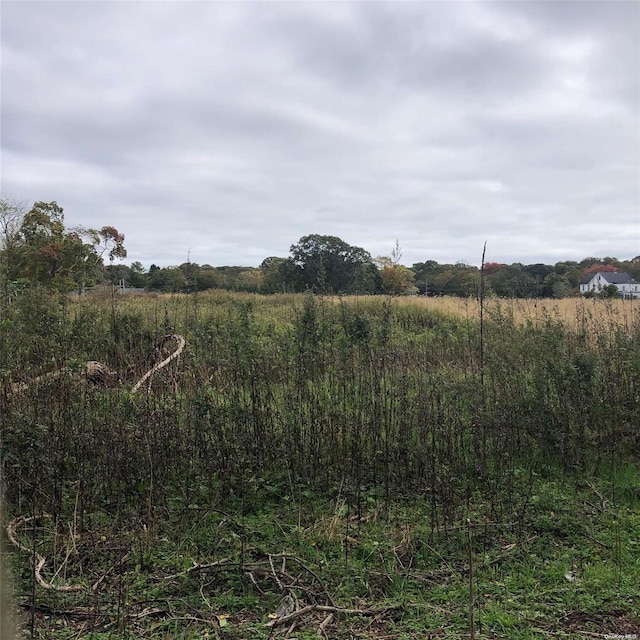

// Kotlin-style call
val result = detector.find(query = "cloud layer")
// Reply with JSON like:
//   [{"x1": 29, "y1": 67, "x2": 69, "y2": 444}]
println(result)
[{"x1": 2, "y1": 1, "x2": 638, "y2": 267}]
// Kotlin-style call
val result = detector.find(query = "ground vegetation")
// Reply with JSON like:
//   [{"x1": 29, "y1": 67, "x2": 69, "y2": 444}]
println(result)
[{"x1": 1, "y1": 289, "x2": 639, "y2": 638}]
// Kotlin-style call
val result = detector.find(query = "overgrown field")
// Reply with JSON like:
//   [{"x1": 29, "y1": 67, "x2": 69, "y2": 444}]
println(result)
[
  {"x1": 1, "y1": 290, "x2": 639, "y2": 639},
  {"x1": 343, "y1": 294, "x2": 640, "y2": 331}
]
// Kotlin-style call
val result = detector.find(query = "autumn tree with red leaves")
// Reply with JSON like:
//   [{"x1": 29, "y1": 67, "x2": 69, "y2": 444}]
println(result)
[
  {"x1": 583, "y1": 264, "x2": 618, "y2": 276},
  {"x1": 482, "y1": 262, "x2": 502, "y2": 275}
]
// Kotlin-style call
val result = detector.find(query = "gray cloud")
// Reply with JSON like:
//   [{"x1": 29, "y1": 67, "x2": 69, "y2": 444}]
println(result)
[{"x1": 1, "y1": 1, "x2": 638, "y2": 268}]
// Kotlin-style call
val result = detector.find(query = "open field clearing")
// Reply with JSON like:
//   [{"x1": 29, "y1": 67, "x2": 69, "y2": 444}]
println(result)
[
  {"x1": 340, "y1": 294, "x2": 640, "y2": 332},
  {"x1": 107, "y1": 290, "x2": 640, "y2": 332},
  {"x1": 1, "y1": 290, "x2": 639, "y2": 638}
]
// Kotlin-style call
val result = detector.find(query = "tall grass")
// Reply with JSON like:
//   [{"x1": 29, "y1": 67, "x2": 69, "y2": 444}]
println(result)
[
  {"x1": 364, "y1": 294, "x2": 639, "y2": 332},
  {"x1": 2, "y1": 290, "x2": 638, "y2": 537}
]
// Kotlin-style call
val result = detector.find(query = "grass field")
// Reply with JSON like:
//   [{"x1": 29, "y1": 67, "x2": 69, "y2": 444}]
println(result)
[
  {"x1": 341, "y1": 294, "x2": 640, "y2": 331},
  {"x1": 1, "y1": 290, "x2": 639, "y2": 638}
]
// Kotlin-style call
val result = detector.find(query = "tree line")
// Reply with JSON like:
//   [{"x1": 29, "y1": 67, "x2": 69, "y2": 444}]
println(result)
[
  {"x1": 2, "y1": 197, "x2": 639, "y2": 298},
  {"x1": 105, "y1": 253, "x2": 640, "y2": 298}
]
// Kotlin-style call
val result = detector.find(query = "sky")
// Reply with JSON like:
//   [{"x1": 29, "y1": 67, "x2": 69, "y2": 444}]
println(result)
[{"x1": 1, "y1": 1, "x2": 639, "y2": 269}]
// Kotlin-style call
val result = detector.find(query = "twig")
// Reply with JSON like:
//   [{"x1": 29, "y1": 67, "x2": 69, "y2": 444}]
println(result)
[
  {"x1": 18, "y1": 602, "x2": 105, "y2": 619},
  {"x1": 584, "y1": 532, "x2": 612, "y2": 550},
  {"x1": 245, "y1": 570, "x2": 266, "y2": 594},
  {"x1": 268, "y1": 553, "x2": 337, "y2": 607},
  {"x1": 161, "y1": 557, "x2": 232, "y2": 580},
  {"x1": 317, "y1": 613, "x2": 334, "y2": 637},
  {"x1": 264, "y1": 605, "x2": 321, "y2": 628},
  {"x1": 92, "y1": 553, "x2": 130, "y2": 592},
  {"x1": 586, "y1": 481, "x2": 609, "y2": 511},
  {"x1": 268, "y1": 553, "x2": 285, "y2": 592},
  {"x1": 128, "y1": 606, "x2": 167, "y2": 620},
  {"x1": 479, "y1": 241, "x2": 487, "y2": 392},
  {"x1": 265, "y1": 604, "x2": 401, "y2": 628}
]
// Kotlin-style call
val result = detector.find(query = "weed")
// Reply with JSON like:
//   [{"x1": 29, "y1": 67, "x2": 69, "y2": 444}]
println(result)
[{"x1": 1, "y1": 291, "x2": 639, "y2": 637}]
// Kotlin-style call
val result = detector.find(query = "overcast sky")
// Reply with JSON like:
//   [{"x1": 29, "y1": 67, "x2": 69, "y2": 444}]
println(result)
[{"x1": 1, "y1": 1, "x2": 639, "y2": 268}]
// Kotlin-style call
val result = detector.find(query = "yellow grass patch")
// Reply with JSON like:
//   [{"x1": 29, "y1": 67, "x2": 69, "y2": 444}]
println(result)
[{"x1": 343, "y1": 295, "x2": 640, "y2": 330}]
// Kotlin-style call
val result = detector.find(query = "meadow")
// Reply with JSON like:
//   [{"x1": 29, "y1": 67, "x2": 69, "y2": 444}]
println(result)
[{"x1": 1, "y1": 290, "x2": 639, "y2": 639}]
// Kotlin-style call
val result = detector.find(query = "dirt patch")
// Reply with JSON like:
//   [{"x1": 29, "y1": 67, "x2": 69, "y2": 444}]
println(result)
[{"x1": 556, "y1": 610, "x2": 640, "y2": 635}]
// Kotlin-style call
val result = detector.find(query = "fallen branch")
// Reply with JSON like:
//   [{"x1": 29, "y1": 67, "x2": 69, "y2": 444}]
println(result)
[
  {"x1": 161, "y1": 557, "x2": 232, "y2": 581},
  {"x1": 317, "y1": 613, "x2": 334, "y2": 637},
  {"x1": 10, "y1": 368, "x2": 70, "y2": 394},
  {"x1": 6, "y1": 515, "x2": 84, "y2": 592},
  {"x1": 265, "y1": 604, "x2": 401, "y2": 629},
  {"x1": 268, "y1": 553, "x2": 337, "y2": 607},
  {"x1": 132, "y1": 334, "x2": 186, "y2": 393},
  {"x1": 9, "y1": 334, "x2": 186, "y2": 396}
]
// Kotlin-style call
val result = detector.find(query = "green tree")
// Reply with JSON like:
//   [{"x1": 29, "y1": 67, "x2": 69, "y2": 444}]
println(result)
[
  {"x1": 600, "y1": 283, "x2": 619, "y2": 298},
  {"x1": 350, "y1": 261, "x2": 381, "y2": 295},
  {"x1": 1, "y1": 199, "x2": 126, "y2": 292},
  {"x1": 147, "y1": 266, "x2": 191, "y2": 292},
  {"x1": 289, "y1": 234, "x2": 377, "y2": 294},
  {"x1": 261, "y1": 256, "x2": 291, "y2": 293},
  {"x1": 430, "y1": 265, "x2": 480, "y2": 297},
  {"x1": 375, "y1": 256, "x2": 416, "y2": 295},
  {"x1": 411, "y1": 260, "x2": 443, "y2": 295},
  {"x1": 0, "y1": 195, "x2": 28, "y2": 293},
  {"x1": 148, "y1": 266, "x2": 170, "y2": 291},
  {"x1": 14, "y1": 202, "x2": 96, "y2": 290},
  {"x1": 553, "y1": 261, "x2": 582, "y2": 289},
  {"x1": 621, "y1": 256, "x2": 640, "y2": 282},
  {"x1": 236, "y1": 268, "x2": 264, "y2": 292},
  {"x1": 541, "y1": 272, "x2": 574, "y2": 298},
  {"x1": 195, "y1": 265, "x2": 223, "y2": 291},
  {"x1": 487, "y1": 263, "x2": 537, "y2": 297},
  {"x1": 129, "y1": 261, "x2": 148, "y2": 288},
  {"x1": 179, "y1": 262, "x2": 200, "y2": 292},
  {"x1": 523, "y1": 263, "x2": 554, "y2": 296},
  {"x1": 104, "y1": 263, "x2": 132, "y2": 286}
]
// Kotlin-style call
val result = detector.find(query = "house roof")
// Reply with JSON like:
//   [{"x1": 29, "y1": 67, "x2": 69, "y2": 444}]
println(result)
[{"x1": 580, "y1": 271, "x2": 636, "y2": 285}]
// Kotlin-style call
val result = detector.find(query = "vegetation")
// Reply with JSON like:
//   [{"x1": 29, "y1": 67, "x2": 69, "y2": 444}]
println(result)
[
  {"x1": 3, "y1": 195, "x2": 640, "y2": 298},
  {"x1": 0, "y1": 198, "x2": 125, "y2": 295},
  {"x1": 115, "y1": 252, "x2": 640, "y2": 298},
  {"x1": 1, "y1": 196, "x2": 639, "y2": 636},
  {"x1": 98, "y1": 248, "x2": 640, "y2": 299},
  {"x1": 1, "y1": 288, "x2": 639, "y2": 638}
]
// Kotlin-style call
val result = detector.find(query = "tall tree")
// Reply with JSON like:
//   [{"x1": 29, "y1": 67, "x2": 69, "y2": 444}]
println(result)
[
  {"x1": 374, "y1": 241, "x2": 416, "y2": 295},
  {"x1": 196, "y1": 265, "x2": 224, "y2": 291},
  {"x1": 430, "y1": 265, "x2": 480, "y2": 297},
  {"x1": 0, "y1": 194, "x2": 26, "y2": 251},
  {"x1": 411, "y1": 260, "x2": 442, "y2": 295},
  {"x1": 129, "y1": 261, "x2": 148, "y2": 288},
  {"x1": 289, "y1": 234, "x2": 377, "y2": 294},
  {"x1": 0, "y1": 199, "x2": 126, "y2": 292},
  {"x1": 236, "y1": 268, "x2": 265, "y2": 291},
  {"x1": 260, "y1": 256, "x2": 292, "y2": 293},
  {"x1": 0, "y1": 195, "x2": 28, "y2": 287}
]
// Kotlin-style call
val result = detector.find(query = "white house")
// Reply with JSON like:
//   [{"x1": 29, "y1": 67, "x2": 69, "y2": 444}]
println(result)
[{"x1": 579, "y1": 271, "x2": 640, "y2": 298}]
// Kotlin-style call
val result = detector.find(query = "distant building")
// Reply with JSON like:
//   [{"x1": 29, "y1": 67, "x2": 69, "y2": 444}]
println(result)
[{"x1": 579, "y1": 272, "x2": 640, "y2": 298}]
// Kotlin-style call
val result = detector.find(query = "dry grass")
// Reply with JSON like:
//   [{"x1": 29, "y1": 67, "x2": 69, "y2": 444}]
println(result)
[
  {"x1": 79, "y1": 289, "x2": 640, "y2": 333},
  {"x1": 341, "y1": 295, "x2": 640, "y2": 330}
]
